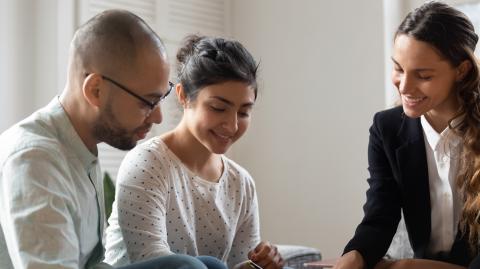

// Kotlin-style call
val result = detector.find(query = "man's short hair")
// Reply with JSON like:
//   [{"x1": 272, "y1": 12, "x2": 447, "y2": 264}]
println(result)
[{"x1": 71, "y1": 9, "x2": 166, "y2": 76}]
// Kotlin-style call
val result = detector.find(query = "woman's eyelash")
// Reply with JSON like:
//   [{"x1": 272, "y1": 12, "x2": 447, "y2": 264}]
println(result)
[{"x1": 211, "y1": 106, "x2": 225, "y2": 112}]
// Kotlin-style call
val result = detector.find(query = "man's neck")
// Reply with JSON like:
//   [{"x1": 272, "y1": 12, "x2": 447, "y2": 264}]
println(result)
[{"x1": 59, "y1": 92, "x2": 98, "y2": 155}]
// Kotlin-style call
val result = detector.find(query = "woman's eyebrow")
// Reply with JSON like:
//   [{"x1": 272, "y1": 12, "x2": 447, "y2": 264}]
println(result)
[
  {"x1": 211, "y1": 96, "x2": 254, "y2": 107},
  {"x1": 391, "y1": 57, "x2": 435, "y2": 72}
]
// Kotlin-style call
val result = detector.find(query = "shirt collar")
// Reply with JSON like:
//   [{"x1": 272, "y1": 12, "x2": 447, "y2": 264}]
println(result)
[
  {"x1": 421, "y1": 115, "x2": 462, "y2": 151},
  {"x1": 47, "y1": 97, "x2": 98, "y2": 170}
]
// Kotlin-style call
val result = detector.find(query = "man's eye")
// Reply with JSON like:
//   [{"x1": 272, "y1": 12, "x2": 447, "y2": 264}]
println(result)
[
  {"x1": 140, "y1": 102, "x2": 152, "y2": 109},
  {"x1": 150, "y1": 97, "x2": 161, "y2": 104}
]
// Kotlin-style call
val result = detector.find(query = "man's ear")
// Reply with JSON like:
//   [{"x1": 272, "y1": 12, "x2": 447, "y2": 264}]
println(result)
[
  {"x1": 176, "y1": 83, "x2": 188, "y2": 108},
  {"x1": 82, "y1": 73, "x2": 103, "y2": 108},
  {"x1": 456, "y1": 60, "x2": 472, "y2": 81}
]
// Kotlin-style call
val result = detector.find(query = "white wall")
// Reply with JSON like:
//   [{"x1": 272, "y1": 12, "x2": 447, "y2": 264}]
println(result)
[
  {"x1": 0, "y1": 0, "x2": 59, "y2": 132},
  {"x1": 230, "y1": 0, "x2": 385, "y2": 258},
  {"x1": 33, "y1": 0, "x2": 60, "y2": 108},
  {"x1": 1, "y1": 0, "x2": 388, "y2": 259},
  {"x1": 0, "y1": 0, "x2": 35, "y2": 132},
  {"x1": 383, "y1": 0, "x2": 478, "y2": 107}
]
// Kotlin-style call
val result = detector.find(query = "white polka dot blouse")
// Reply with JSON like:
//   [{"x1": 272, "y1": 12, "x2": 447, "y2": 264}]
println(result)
[{"x1": 104, "y1": 137, "x2": 261, "y2": 268}]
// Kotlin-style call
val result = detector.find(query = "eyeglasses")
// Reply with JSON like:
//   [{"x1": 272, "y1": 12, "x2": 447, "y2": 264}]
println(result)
[
  {"x1": 86, "y1": 73, "x2": 174, "y2": 115},
  {"x1": 102, "y1": 75, "x2": 173, "y2": 109}
]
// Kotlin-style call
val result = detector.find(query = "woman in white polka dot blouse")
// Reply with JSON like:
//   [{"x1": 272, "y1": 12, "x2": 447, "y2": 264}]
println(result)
[{"x1": 104, "y1": 35, "x2": 285, "y2": 269}]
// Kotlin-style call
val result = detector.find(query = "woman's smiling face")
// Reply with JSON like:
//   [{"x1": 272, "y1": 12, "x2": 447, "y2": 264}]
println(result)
[
  {"x1": 391, "y1": 34, "x2": 461, "y2": 119},
  {"x1": 183, "y1": 81, "x2": 256, "y2": 154}
]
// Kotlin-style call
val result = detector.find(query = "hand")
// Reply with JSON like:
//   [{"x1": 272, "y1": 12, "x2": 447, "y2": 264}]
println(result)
[
  {"x1": 332, "y1": 250, "x2": 365, "y2": 269},
  {"x1": 374, "y1": 259, "x2": 466, "y2": 269},
  {"x1": 248, "y1": 241, "x2": 284, "y2": 269},
  {"x1": 373, "y1": 259, "x2": 395, "y2": 269}
]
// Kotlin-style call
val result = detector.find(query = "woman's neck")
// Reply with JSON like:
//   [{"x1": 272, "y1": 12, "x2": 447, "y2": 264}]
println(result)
[
  {"x1": 161, "y1": 125, "x2": 223, "y2": 182},
  {"x1": 424, "y1": 95, "x2": 460, "y2": 133},
  {"x1": 424, "y1": 111, "x2": 451, "y2": 133}
]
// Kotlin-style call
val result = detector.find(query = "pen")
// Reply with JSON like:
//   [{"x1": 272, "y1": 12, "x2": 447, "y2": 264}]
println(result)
[{"x1": 247, "y1": 260, "x2": 263, "y2": 269}]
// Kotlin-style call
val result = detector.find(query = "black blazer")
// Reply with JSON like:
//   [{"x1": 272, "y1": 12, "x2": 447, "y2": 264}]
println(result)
[{"x1": 344, "y1": 106, "x2": 476, "y2": 268}]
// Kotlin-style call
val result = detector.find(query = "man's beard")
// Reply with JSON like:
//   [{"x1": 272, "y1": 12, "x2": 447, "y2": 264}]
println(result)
[{"x1": 93, "y1": 103, "x2": 141, "y2": 150}]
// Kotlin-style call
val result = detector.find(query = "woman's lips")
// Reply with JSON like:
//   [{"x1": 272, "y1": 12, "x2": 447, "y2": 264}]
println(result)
[
  {"x1": 402, "y1": 95, "x2": 427, "y2": 107},
  {"x1": 211, "y1": 130, "x2": 232, "y2": 144}
]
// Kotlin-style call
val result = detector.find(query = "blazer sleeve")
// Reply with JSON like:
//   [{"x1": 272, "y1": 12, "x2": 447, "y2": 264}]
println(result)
[
  {"x1": 469, "y1": 254, "x2": 480, "y2": 269},
  {"x1": 343, "y1": 111, "x2": 403, "y2": 269}
]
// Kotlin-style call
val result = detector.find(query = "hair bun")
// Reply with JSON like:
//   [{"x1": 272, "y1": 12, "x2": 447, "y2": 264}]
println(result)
[
  {"x1": 175, "y1": 34, "x2": 258, "y2": 101},
  {"x1": 176, "y1": 34, "x2": 203, "y2": 64}
]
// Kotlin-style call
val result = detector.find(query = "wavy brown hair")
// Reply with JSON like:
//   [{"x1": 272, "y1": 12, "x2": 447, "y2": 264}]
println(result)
[{"x1": 397, "y1": 2, "x2": 480, "y2": 249}]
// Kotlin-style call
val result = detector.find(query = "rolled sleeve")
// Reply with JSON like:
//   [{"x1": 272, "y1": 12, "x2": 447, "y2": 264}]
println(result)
[{"x1": 0, "y1": 148, "x2": 80, "y2": 269}]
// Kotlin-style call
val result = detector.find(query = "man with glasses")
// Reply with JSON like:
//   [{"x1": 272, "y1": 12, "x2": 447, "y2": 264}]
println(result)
[{"x1": 0, "y1": 9, "x2": 215, "y2": 269}]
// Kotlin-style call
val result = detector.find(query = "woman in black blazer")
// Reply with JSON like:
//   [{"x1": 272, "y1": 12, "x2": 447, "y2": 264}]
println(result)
[{"x1": 334, "y1": 2, "x2": 480, "y2": 269}]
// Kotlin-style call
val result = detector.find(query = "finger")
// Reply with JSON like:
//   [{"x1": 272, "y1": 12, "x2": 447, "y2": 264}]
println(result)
[
  {"x1": 254, "y1": 247, "x2": 280, "y2": 269},
  {"x1": 266, "y1": 245, "x2": 278, "y2": 262},
  {"x1": 253, "y1": 243, "x2": 273, "y2": 260},
  {"x1": 272, "y1": 250, "x2": 284, "y2": 269},
  {"x1": 264, "y1": 260, "x2": 278, "y2": 269},
  {"x1": 272, "y1": 245, "x2": 279, "y2": 259},
  {"x1": 252, "y1": 241, "x2": 268, "y2": 257},
  {"x1": 249, "y1": 244, "x2": 262, "y2": 258},
  {"x1": 254, "y1": 241, "x2": 267, "y2": 252},
  {"x1": 249, "y1": 244, "x2": 264, "y2": 260},
  {"x1": 248, "y1": 249, "x2": 255, "y2": 260},
  {"x1": 256, "y1": 258, "x2": 273, "y2": 269}
]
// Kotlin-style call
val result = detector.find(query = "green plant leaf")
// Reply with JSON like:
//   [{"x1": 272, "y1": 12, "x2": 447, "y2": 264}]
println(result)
[{"x1": 103, "y1": 172, "x2": 116, "y2": 221}]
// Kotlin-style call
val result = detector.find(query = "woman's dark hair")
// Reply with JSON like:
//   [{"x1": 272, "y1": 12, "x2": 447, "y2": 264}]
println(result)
[
  {"x1": 397, "y1": 1, "x2": 480, "y2": 250},
  {"x1": 176, "y1": 34, "x2": 259, "y2": 101}
]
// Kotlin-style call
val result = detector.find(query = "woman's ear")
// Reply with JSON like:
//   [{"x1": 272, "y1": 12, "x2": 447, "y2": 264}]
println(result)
[
  {"x1": 176, "y1": 83, "x2": 188, "y2": 108},
  {"x1": 456, "y1": 60, "x2": 472, "y2": 81},
  {"x1": 82, "y1": 73, "x2": 103, "y2": 108}
]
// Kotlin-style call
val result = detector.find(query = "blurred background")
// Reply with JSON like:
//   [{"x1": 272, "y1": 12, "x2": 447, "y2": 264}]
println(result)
[{"x1": 1, "y1": 0, "x2": 479, "y2": 259}]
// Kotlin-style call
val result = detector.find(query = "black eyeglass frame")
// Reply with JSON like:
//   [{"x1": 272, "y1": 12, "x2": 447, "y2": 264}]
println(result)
[{"x1": 86, "y1": 73, "x2": 174, "y2": 110}]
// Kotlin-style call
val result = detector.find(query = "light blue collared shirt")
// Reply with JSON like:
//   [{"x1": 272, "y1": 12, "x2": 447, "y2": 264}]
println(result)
[{"x1": 0, "y1": 97, "x2": 110, "y2": 269}]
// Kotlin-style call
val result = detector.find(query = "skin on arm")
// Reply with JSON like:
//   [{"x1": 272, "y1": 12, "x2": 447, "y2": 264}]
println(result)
[
  {"x1": 374, "y1": 259, "x2": 466, "y2": 269},
  {"x1": 334, "y1": 250, "x2": 468, "y2": 269},
  {"x1": 333, "y1": 250, "x2": 366, "y2": 269}
]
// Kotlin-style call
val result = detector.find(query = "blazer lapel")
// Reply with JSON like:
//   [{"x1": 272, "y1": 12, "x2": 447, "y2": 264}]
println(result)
[{"x1": 394, "y1": 115, "x2": 431, "y2": 257}]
